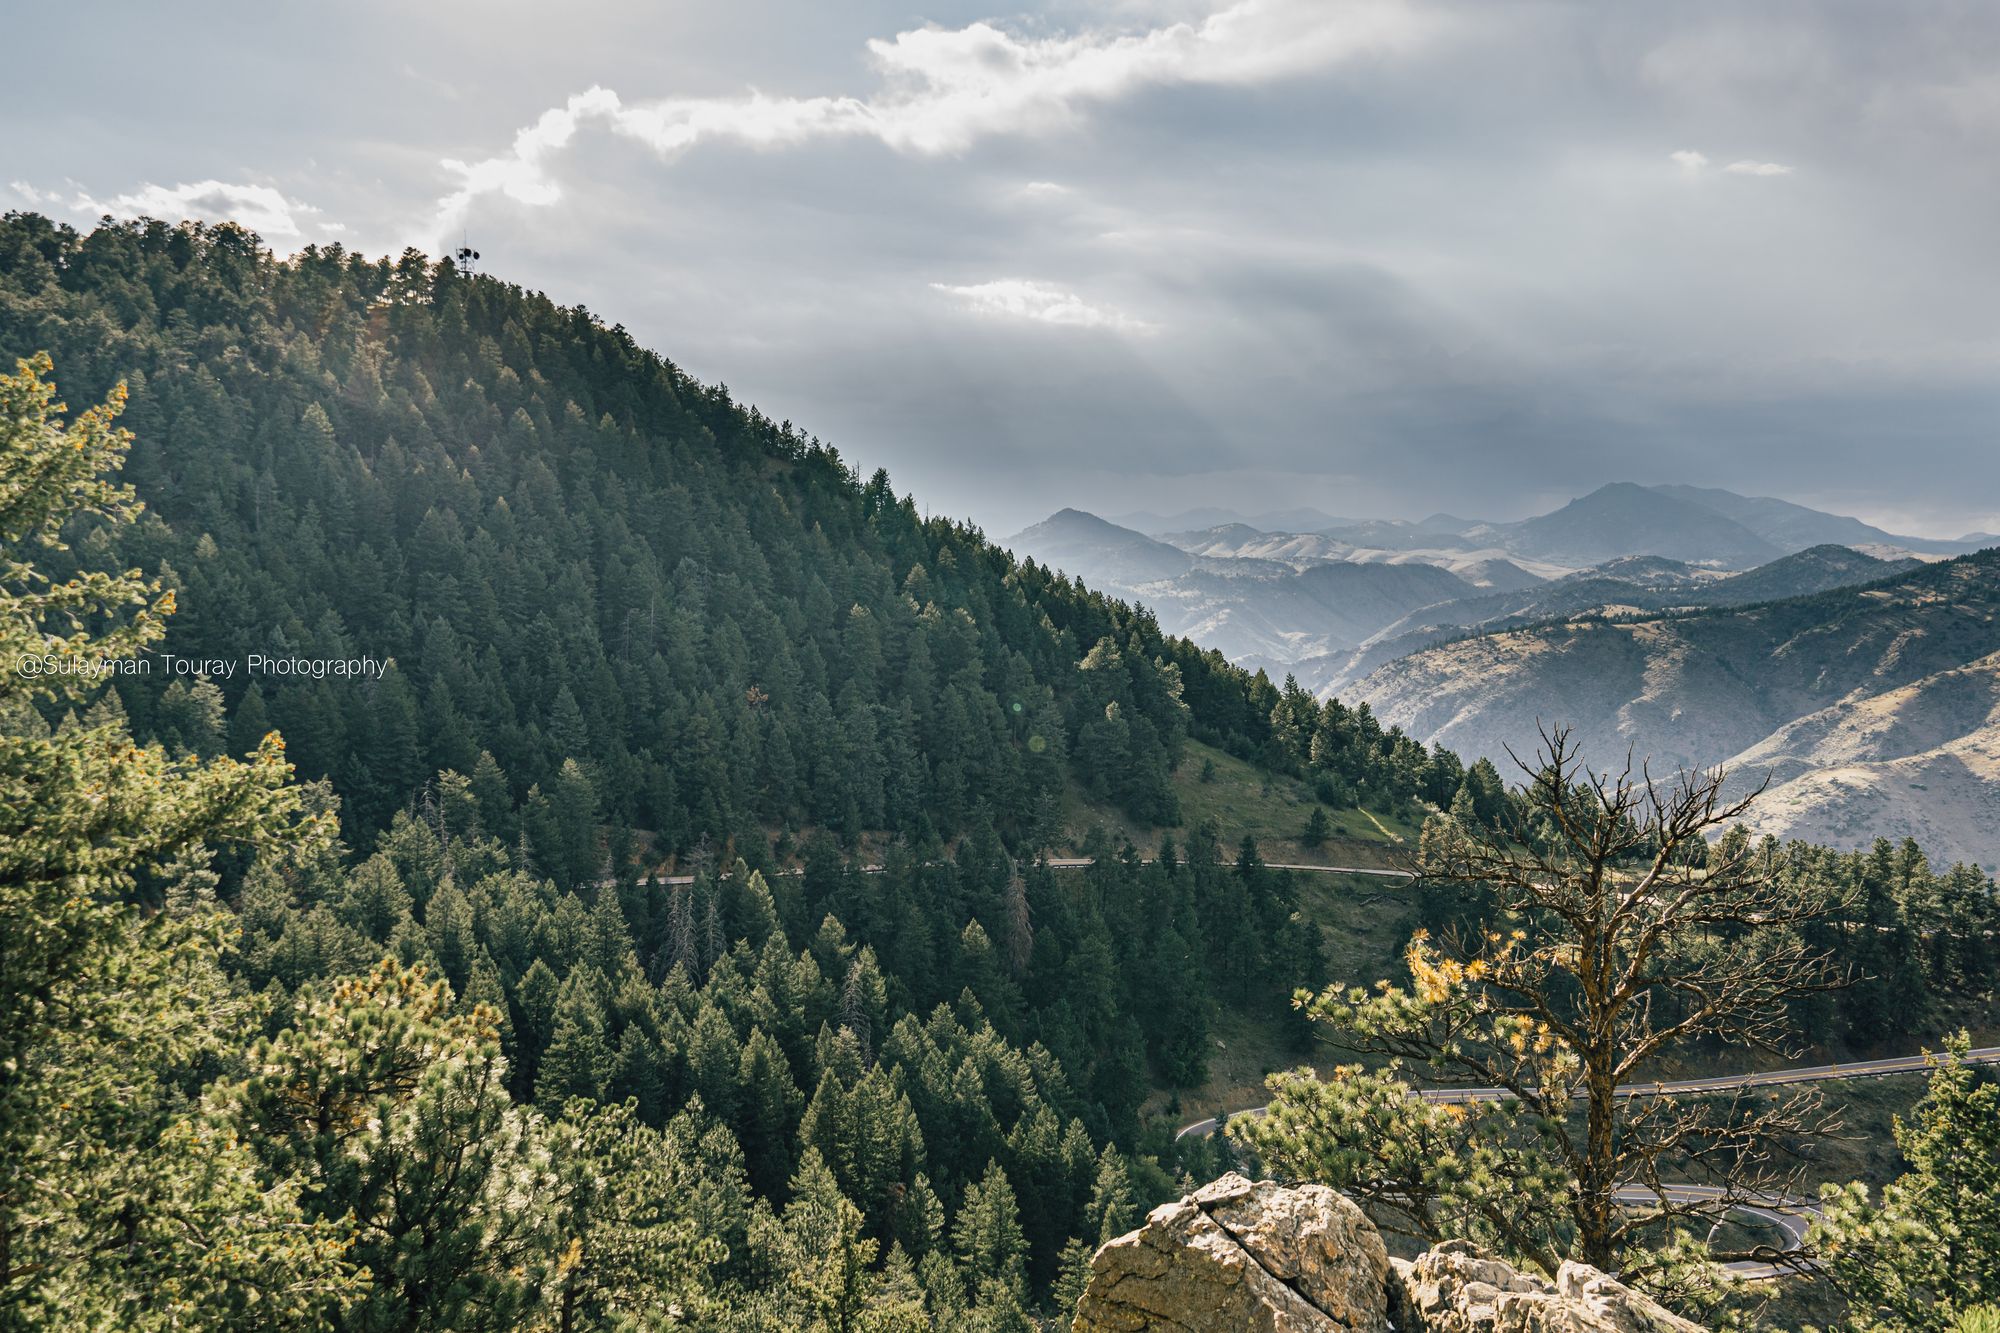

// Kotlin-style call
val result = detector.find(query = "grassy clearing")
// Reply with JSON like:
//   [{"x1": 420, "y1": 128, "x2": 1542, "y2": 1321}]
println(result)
[{"x1": 1062, "y1": 738, "x2": 1425, "y2": 868}]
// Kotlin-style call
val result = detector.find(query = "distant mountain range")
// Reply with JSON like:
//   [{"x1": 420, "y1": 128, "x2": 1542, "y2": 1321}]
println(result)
[
  {"x1": 1006, "y1": 486, "x2": 1998, "y2": 863},
  {"x1": 1005, "y1": 485, "x2": 1978, "y2": 680},
  {"x1": 1315, "y1": 546, "x2": 1925, "y2": 694},
  {"x1": 1114, "y1": 483, "x2": 1981, "y2": 568},
  {"x1": 1108, "y1": 506, "x2": 1354, "y2": 534},
  {"x1": 1005, "y1": 509, "x2": 1473, "y2": 667}
]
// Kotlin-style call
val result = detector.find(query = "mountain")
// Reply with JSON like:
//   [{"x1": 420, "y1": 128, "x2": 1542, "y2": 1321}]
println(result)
[
  {"x1": 1497, "y1": 482, "x2": 1785, "y2": 569},
  {"x1": 1107, "y1": 505, "x2": 1353, "y2": 534},
  {"x1": 1106, "y1": 506, "x2": 1248, "y2": 533},
  {"x1": 1325, "y1": 546, "x2": 1918, "y2": 692},
  {"x1": 1006, "y1": 508, "x2": 1197, "y2": 585},
  {"x1": 1351, "y1": 549, "x2": 2000, "y2": 861},
  {"x1": 1248, "y1": 505, "x2": 1356, "y2": 532},
  {"x1": 0, "y1": 216, "x2": 1282, "y2": 851},
  {"x1": 3, "y1": 216, "x2": 1361, "y2": 1326},
  {"x1": 1648, "y1": 483, "x2": 1978, "y2": 557},
  {"x1": 1165, "y1": 524, "x2": 1546, "y2": 589},
  {"x1": 1701, "y1": 544, "x2": 1922, "y2": 606},
  {"x1": 1414, "y1": 512, "x2": 1484, "y2": 534},
  {"x1": 1123, "y1": 485, "x2": 1977, "y2": 586},
  {"x1": 1315, "y1": 557, "x2": 1716, "y2": 692},
  {"x1": 1041, "y1": 491, "x2": 1942, "y2": 704},
  {"x1": 1007, "y1": 509, "x2": 1475, "y2": 664}
]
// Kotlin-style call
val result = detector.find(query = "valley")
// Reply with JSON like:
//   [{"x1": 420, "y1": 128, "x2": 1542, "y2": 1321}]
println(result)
[{"x1": 11, "y1": 0, "x2": 2000, "y2": 1325}]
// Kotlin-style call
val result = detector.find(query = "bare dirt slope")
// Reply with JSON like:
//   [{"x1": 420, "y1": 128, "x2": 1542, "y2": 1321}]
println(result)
[{"x1": 1732, "y1": 651, "x2": 2000, "y2": 870}]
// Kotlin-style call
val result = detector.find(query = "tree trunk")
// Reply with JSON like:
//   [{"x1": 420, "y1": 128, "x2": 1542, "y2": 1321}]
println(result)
[{"x1": 1581, "y1": 1052, "x2": 1617, "y2": 1269}]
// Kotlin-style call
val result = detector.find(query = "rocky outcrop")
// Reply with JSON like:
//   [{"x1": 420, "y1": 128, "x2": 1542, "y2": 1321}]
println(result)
[
  {"x1": 1072, "y1": 1173, "x2": 1390, "y2": 1332},
  {"x1": 1391, "y1": 1241, "x2": 1704, "y2": 1333},
  {"x1": 1072, "y1": 1176, "x2": 1705, "y2": 1333}
]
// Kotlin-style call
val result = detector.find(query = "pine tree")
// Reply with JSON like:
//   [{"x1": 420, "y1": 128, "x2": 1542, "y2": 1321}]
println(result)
[
  {"x1": 1085, "y1": 1146, "x2": 1138, "y2": 1244},
  {"x1": 0, "y1": 354, "x2": 352, "y2": 1326},
  {"x1": 953, "y1": 1161, "x2": 1028, "y2": 1299},
  {"x1": 1812, "y1": 1034, "x2": 2000, "y2": 1330},
  {"x1": 1052, "y1": 1237, "x2": 1096, "y2": 1325},
  {"x1": 538, "y1": 975, "x2": 617, "y2": 1110},
  {"x1": 541, "y1": 1097, "x2": 729, "y2": 1331},
  {"x1": 754, "y1": 1148, "x2": 876, "y2": 1332},
  {"x1": 737, "y1": 1026, "x2": 803, "y2": 1198},
  {"x1": 224, "y1": 962, "x2": 550, "y2": 1331}
]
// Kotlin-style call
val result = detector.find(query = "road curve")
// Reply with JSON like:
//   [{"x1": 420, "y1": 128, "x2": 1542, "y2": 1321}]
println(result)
[{"x1": 1613, "y1": 1183, "x2": 1818, "y2": 1280}]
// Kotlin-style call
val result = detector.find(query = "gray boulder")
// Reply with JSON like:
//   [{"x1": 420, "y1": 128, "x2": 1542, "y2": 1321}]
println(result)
[{"x1": 1074, "y1": 1177, "x2": 1706, "y2": 1333}]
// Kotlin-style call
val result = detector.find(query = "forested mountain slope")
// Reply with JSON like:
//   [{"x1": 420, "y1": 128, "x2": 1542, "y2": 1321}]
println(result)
[
  {"x1": 0, "y1": 215, "x2": 1371, "y2": 1327},
  {"x1": 0, "y1": 214, "x2": 1286, "y2": 854}
]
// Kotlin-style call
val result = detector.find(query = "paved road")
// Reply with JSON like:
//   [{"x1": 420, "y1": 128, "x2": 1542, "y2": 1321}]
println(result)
[
  {"x1": 632, "y1": 856, "x2": 1413, "y2": 887},
  {"x1": 1174, "y1": 1045, "x2": 2000, "y2": 1139},
  {"x1": 1176, "y1": 1046, "x2": 2000, "y2": 1279}
]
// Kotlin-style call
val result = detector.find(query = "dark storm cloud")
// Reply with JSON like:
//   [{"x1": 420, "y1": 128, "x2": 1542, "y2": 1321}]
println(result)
[{"x1": 7, "y1": 0, "x2": 1997, "y2": 535}]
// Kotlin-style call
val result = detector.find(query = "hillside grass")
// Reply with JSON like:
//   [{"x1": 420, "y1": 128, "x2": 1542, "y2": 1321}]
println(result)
[{"x1": 1062, "y1": 738, "x2": 1424, "y2": 867}]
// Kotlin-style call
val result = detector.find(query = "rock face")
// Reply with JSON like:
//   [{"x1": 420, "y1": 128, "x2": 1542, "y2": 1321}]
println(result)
[
  {"x1": 1391, "y1": 1241, "x2": 1704, "y2": 1333},
  {"x1": 1073, "y1": 1177, "x2": 1705, "y2": 1333},
  {"x1": 1073, "y1": 1173, "x2": 1391, "y2": 1332}
]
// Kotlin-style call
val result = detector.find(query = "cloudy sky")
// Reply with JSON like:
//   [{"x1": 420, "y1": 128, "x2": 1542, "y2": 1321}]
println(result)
[{"x1": 8, "y1": 0, "x2": 1999, "y2": 537}]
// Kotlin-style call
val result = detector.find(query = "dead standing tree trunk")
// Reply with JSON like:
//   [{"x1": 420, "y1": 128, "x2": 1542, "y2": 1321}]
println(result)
[
  {"x1": 1251, "y1": 725, "x2": 1853, "y2": 1282},
  {"x1": 1426, "y1": 726, "x2": 1851, "y2": 1270}
]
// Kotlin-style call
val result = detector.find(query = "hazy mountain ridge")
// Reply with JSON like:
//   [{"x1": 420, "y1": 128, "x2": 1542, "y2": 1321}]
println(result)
[
  {"x1": 1702, "y1": 544, "x2": 1924, "y2": 606},
  {"x1": 1163, "y1": 524, "x2": 1552, "y2": 589},
  {"x1": 1490, "y1": 481, "x2": 1787, "y2": 569},
  {"x1": 1123, "y1": 482, "x2": 1974, "y2": 573},
  {"x1": 1649, "y1": 483, "x2": 1978, "y2": 557},
  {"x1": 1005, "y1": 511, "x2": 1477, "y2": 663},
  {"x1": 1006, "y1": 508, "x2": 1199, "y2": 585},
  {"x1": 1010, "y1": 496, "x2": 1960, "y2": 699}
]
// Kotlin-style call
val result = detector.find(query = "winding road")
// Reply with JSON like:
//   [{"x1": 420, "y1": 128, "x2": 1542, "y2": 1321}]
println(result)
[{"x1": 1175, "y1": 1045, "x2": 2000, "y2": 1279}]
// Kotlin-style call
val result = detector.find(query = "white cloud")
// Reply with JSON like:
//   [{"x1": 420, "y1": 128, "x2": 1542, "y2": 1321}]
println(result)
[
  {"x1": 930, "y1": 278, "x2": 1153, "y2": 332},
  {"x1": 1019, "y1": 180, "x2": 1072, "y2": 198},
  {"x1": 426, "y1": 0, "x2": 1430, "y2": 239},
  {"x1": 1723, "y1": 159, "x2": 1794, "y2": 176},
  {"x1": 1670, "y1": 150, "x2": 1794, "y2": 179},
  {"x1": 8, "y1": 181, "x2": 61, "y2": 208},
  {"x1": 55, "y1": 179, "x2": 326, "y2": 246}
]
